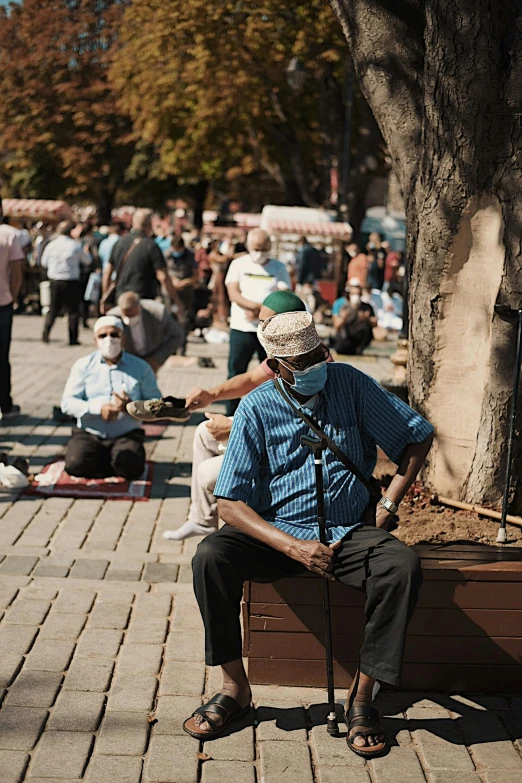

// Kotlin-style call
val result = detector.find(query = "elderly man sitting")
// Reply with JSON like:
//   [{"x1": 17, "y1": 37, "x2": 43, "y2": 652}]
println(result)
[
  {"x1": 183, "y1": 311, "x2": 433, "y2": 760},
  {"x1": 109, "y1": 291, "x2": 184, "y2": 373},
  {"x1": 61, "y1": 315, "x2": 161, "y2": 480}
]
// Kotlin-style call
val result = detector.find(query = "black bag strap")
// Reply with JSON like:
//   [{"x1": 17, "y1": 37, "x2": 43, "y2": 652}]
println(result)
[
  {"x1": 114, "y1": 237, "x2": 142, "y2": 283},
  {"x1": 272, "y1": 378, "x2": 373, "y2": 492}
]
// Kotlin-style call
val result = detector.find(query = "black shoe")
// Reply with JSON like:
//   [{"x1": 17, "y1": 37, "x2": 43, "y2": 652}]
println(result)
[
  {"x1": 1, "y1": 405, "x2": 21, "y2": 420},
  {"x1": 69, "y1": 341, "x2": 81, "y2": 346},
  {"x1": 126, "y1": 396, "x2": 190, "y2": 423},
  {"x1": 42, "y1": 334, "x2": 50, "y2": 343}
]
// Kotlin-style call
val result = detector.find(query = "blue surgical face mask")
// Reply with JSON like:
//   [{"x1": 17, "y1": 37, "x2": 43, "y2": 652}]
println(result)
[
  {"x1": 278, "y1": 359, "x2": 327, "y2": 396},
  {"x1": 172, "y1": 250, "x2": 183, "y2": 258}
]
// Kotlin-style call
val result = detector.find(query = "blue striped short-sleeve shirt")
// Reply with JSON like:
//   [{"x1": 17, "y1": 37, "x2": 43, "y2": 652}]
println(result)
[{"x1": 214, "y1": 363, "x2": 434, "y2": 542}]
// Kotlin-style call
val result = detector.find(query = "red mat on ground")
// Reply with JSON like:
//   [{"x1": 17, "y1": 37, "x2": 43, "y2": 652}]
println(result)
[
  {"x1": 143, "y1": 423, "x2": 168, "y2": 437},
  {"x1": 26, "y1": 459, "x2": 153, "y2": 501}
]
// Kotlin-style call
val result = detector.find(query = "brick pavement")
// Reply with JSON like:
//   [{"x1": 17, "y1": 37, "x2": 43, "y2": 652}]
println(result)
[{"x1": 0, "y1": 315, "x2": 520, "y2": 782}]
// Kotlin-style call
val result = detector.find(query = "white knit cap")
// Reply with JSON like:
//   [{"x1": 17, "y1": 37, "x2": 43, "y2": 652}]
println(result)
[
  {"x1": 259, "y1": 311, "x2": 321, "y2": 357},
  {"x1": 93, "y1": 315, "x2": 124, "y2": 334}
]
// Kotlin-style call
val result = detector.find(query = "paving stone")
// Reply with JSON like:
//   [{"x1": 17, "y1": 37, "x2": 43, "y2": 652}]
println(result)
[
  {"x1": 448, "y1": 694, "x2": 510, "y2": 712},
  {"x1": 4, "y1": 670, "x2": 63, "y2": 708},
  {"x1": 24, "y1": 638, "x2": 76, "y2": 672},
  {"x1": 126, "y1": 616, "x2": 168, "y2": 645},
  {"x1": 251, "y1": 683, "x2": 328, "y2": 704},
  {"x1": 96, "y1": 589, "x2": 136, "y2": 603},
  {"x1": 310, "y1": 722, "x2": 366, "y2": 767},
  {"x1": 206, "y1": 724, "x2": 254, "y2": 761},
  {"x1": 0, "y1": 556, "x2": 38, "y2": 576},
  {"x1": 406, "y1": 707, "x2": 474, "y2": 771},
  {"x1": 96, "y1": 711, "x2": 150, "y2": 755},
  {"x1": 0, "y1": 750, "x2": 29, "y2": 783},
  {"x1": 133, "y1": 593, "x2": 172, "y2": 617},
  {"x1": 105, "y1": 563, "x2": 143, "y2": 581},
  {"x1": 427, "y1": 774, "x2": 481, "y2": 783},
  {"x1": 40, "y1": 611, "x2": 87, "y2": 640},
  {"x1": 259, "y1": 740, "x2": 314, "y2": 783},
  {"x1": 458, "y1": 712, "x2": 522, "y2": 770},
  {"x1": 0, "y1": 654, "x2": 23, "y2": 687},
  {"x1": 69, "y1": 559, "x2": 109, "y2": 580},
  {"x1": 106, "y1": 675, "x2": 158, "y2": 712},
  {"x1": 88, "y1": 602, "x2": 130, "y2": 630},
  {"x1": 21, "y1": 586, "x2": 58, "y2": 601},
  {"x1": 0, "y1": 623, "x2": 38, "y2": 653},
  {"x1": 370, "y1": 745, "x2": 427, "y2": 783},
  {"x1": 0, "y1": 706, "x2": 48, "y2": 750},
  {"x1": 53, "y1": 589, "x2": 96, "y2": 614},
  {"x1": 201, "y1": 761, "x2": 256, "y2": 783},
  {"x1": 75, "y1": 628, "x2": 123, "y2": 658},
  {"x1": 256, "y1": 703, "x2": 307, "y2": 741},
  {"x1": 47, "y1": 690, "x2": 105, "y2": 732},
  {"x1": 172, "y1": 601, "x2": 203, "y2": 630},
  {"x1": 33, "y1": 557, "x2": 73, "y2": 578},
  {"x1": 316, "y1": 769, "x2": 372, "y2": 783},
  {"x1": 4, "y1": 598, "x2": 50, "y2": 626},
  {"x1": 481, "y1": 772, "x2": 522, "y2": 783},
  {"x1": 144, "y1": 735, "x2": 199, "y2": 783},
  {"x1": 117, "y1": 644, "x2": 163, "y2": 675},
  {"x1": 85, "y1": 755, "x2": 142, "y2": 783},
  {"x1": 0, "y1": 586, "x2": 18, "y2": 610},
  {"x1": 158, "y1": 660, "x2": 205, "y2": 697},
  {"x1": 29, "y1": 731, "x2": 93, "y2": 778},
  {"x1": 154, "y1": 696, "x2": 201, "y2": 736},
  {"x1": 64, "y1": 656, "x2": 114, "y2": 692},
  {"x1": 165, "y1": 630, "x2": 205, "y2": 662},
  {"x1": 502, "y1": 709, "x2": 522, "y2": 751},
  {"x1": 143, "y1": 562, "x2": 179, "y2": 583}
]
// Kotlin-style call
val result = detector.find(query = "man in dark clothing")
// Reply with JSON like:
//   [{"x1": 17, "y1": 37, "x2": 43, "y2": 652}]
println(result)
[
  {"x1": 296, "y1": 236, "x2": 324, "y2": 286},
  {"x1": 101, "y1": 208, "x2": 179, "y2": 311},
  {"x1": 164, "y1": 236, "x2": 199, "y2": 354},
  {"x1": 332, "y1": 282, "x2": 376, "y2": 355}
]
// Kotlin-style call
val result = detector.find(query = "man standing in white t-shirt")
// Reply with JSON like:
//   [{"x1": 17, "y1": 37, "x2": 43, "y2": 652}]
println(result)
[{"x1": 224, "y1": 229, "x2": 290, "y2": 415}]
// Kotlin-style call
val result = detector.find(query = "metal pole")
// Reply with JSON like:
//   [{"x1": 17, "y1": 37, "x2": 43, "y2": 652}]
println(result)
[
  {"x1": 497, "y1": 308, "x2": 522, "y2": 543},
  {"x1": 338, "y1": 61, "x2": 354, "y2": 221},
  {"x1": 301, "y1": 435, "x2": 339, "y2": 735}
]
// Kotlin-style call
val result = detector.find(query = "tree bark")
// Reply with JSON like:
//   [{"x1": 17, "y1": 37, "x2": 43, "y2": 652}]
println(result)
[
  {"x1": 329, "y1": 0, "x2": 522, "y2": 507},
  {"x1": 192, "y1": 179, "x2": 209, "y2": 230}
]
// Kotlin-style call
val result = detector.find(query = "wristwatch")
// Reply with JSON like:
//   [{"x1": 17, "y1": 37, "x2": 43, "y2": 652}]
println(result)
[{"x1": 379, "y1": 496, "x2": 398, "y2": 514}]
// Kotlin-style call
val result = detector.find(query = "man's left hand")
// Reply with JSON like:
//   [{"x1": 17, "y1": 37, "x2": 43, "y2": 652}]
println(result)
[
  {"x1": 205, "y1": 412, "x2": 232, "y2": 442},
  {"x1": 112, "y1": 391, "x2": 130, "y2": 413},
  {"x1": 376, "y1": 507, "x2": 394, "y2": 530}
]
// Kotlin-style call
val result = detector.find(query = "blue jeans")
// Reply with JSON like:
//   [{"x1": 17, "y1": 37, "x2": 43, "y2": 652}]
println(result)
[{"x1": 0, "y1": 303, "x2": 13, "y2": 413}]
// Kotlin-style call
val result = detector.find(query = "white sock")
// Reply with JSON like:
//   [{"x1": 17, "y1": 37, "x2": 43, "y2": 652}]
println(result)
[{"x1": 163, "y1": 520, "x2": 217, "y2": 540}]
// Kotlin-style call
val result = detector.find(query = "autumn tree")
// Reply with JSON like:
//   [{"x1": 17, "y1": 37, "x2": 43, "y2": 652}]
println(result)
[
  {"x1": 0, "y1": 0, "x2": 134, "y2": 222},
  {"x1": 111, "y1": 0, "x2": 384, "y2": 220},
  {"x1": 329, "y1": 0, "x2": 522, "y2": 507}
]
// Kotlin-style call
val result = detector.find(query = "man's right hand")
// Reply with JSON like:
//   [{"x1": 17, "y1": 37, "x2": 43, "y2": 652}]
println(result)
[
  {"x1": 186, "y1": 386, "x2": 213, "y2": 410},
  {"x1": 288, "y1": 539, "x2": 342, "y2": 581},
  {"x1": 100, "y1": 403, "x2": 121, "y2": 421}
]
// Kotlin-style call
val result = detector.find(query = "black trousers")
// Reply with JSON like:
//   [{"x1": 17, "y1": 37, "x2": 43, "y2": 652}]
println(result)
[
  {"x1": 225, "y1": 329, "x2": 267, "y2": 416},
  {"x1": 43, "y1": 280, "x2": 82, "y2": 344},
  {"x1": 192, "y1": 524, "x2": 422, "y2": 686},
  {"x1": 0, "y1": 303, "x2": 13, "y2": 413},
  {"x1": 65, "y1": 427, "x2": 146, "y2": 481}
]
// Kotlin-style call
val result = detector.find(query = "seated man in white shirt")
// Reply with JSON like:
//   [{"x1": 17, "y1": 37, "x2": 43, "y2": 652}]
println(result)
[
  {"x1": 61, "y1": 316, "x2": 161, "y2": 480},
  {"x1": 109, "y1": 291, "x2": 184, "y2": 373}
]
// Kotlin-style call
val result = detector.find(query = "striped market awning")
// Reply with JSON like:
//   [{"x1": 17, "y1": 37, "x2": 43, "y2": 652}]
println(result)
[
  {"x1": 2, "y1": 199, "x2": 73, "y2": 222},
  {"x1": 262, "y1": 219, "x2": 352, "y2": 239}
]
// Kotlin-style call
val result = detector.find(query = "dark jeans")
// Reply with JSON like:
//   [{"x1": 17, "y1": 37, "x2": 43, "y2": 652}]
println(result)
[
  {"x1": 335, "y1": 322, "x2": 373, "y2": 355},
  {"x1": 176, "y1": 287, "x2": 195, "y2": 355},
  {"x1": 0, "y1": 303, "x2": 13, "y2": 413},
  {"x1": 43, "y1": 280, "x2": 82, "y2": 344},
  {"x1": 225, "y1": 329, "x2": 267, "y2": 415},
  {"x1": 193, "y1": 524, "x2": 422, "y2": 686},
  {"x1": 65, "y1": 427, "x2": 146, "y2": 481}
]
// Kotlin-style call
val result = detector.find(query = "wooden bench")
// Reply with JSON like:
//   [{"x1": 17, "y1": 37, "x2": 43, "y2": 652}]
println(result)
[{"x1": 242, "y1": 544, "x2": 522, "y2": 692}]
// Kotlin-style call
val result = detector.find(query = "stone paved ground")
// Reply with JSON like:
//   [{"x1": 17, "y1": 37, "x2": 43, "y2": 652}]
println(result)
[{"x1": 0, "y1": 315, "x2": 520, "y2": 783}]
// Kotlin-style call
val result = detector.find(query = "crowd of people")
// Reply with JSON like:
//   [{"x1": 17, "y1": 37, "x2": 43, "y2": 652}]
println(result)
[{"x1": 0, "y1": 209, "x2": 437, "y2": 761}]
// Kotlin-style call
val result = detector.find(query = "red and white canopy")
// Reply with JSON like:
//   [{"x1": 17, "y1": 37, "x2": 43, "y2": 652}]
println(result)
[
  {"x1": 262, "y1": 218, "x2": 352, "y2": 239},
  {"x1": 2, "y1": 199, "x2": 72, "y2": 222}
]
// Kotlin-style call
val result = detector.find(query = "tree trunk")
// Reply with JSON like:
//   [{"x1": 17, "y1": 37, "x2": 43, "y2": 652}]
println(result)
[
  {"x1": 97, "y1": 186, "x2": 115, "y2": 226},
  {"x1": 193, "y1": 179, "x2": 208, "y2": 230},
  {"x1": 329, "y1": 0, "x2": 522, "y2": 507}
]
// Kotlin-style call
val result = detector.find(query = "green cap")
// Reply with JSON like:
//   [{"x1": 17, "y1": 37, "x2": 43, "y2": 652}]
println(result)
[{"x1": 262, "y1": 290, "x2": 306, "y2": 315}]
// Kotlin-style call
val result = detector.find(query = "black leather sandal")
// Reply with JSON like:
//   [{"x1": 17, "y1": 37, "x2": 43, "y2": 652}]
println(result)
[
  {"x1": 345, "y1": 703, "x2": 388, "y2": 759},
  {"x1": 182, "y1": 693, "x2": 251, "y2": 740}
]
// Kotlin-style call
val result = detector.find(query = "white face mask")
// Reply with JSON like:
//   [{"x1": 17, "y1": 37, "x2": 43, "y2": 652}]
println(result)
[
  {"x1": 249, "y1": 250, "x2": 269, "y2": 265},
  {"x1": 97, "y1": 336, "x2": 122, "y2": 360},
  {"x1": 121, "y1": 314, "x2": 141, "y2": 327},
  {"x1": 349, "y1": 294, "x2": 361, "y2": 307}
]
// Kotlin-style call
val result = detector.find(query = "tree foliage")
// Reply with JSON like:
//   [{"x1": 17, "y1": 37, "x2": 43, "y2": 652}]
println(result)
[
  {"x1": 0, "y1": 0, "x2": 135, "y2": 220},
  {"x1": 112, "y1": 0, "x2": 382, "y2": 211}
]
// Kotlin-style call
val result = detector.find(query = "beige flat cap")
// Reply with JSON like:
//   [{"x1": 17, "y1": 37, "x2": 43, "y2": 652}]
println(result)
[{"x1": 259, "y1": 311, "x2": 321, "y2": 357}]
